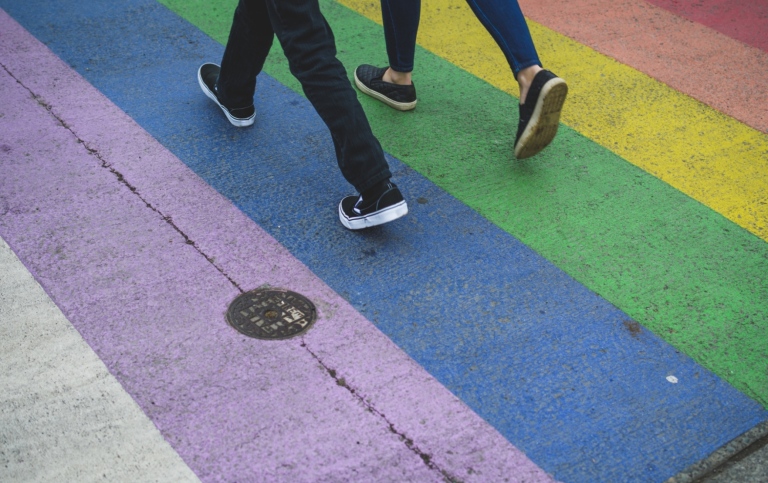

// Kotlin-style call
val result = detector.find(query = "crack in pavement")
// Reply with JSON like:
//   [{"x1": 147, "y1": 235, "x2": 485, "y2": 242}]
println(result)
[
  {"x1": 1, "y1": 61, "x2": 244, "y2": 294},
  {"x1": 301, "y1": 340, "x2": 462, "y2": 483},
  {"x1": 3, "y1": 60, "x2": 457, "y2": 481}
]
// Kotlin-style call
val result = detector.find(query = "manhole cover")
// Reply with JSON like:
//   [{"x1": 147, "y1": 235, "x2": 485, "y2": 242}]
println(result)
[{"x1": 226, "y1": 289, "x2": 316, "y2": 340}]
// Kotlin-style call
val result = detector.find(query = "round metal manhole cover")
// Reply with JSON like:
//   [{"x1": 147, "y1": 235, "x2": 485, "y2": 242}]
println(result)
[{"x1": 226, "y1": 289, "x2": 316, "y2": 340}]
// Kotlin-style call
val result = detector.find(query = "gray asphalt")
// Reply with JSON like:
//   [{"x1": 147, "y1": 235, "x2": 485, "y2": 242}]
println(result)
[{"x1": 702, "y1": 438, "x2": 768, "y2": 483}]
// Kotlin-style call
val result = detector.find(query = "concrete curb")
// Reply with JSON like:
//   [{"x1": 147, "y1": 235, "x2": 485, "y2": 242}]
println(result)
[{"x1": 666, "y1": 420, "x2": 768, "y2": 483}]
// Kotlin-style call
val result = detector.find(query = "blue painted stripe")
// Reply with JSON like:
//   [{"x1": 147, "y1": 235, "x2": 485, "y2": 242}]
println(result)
[{"x1": 3, "y1": 1, "x2": 765, "y2": 481}]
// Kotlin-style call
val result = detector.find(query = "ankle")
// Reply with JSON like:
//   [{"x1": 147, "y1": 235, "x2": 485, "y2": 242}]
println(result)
[
  {"x1": 517, "y1": 65, "x2": 543, "y2": 104},
  {"x1": 383, "y1": 68, "x2": 412, "y2": 86}
]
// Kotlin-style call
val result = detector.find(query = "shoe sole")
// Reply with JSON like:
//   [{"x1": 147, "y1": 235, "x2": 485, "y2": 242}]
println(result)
[
  {"x1": 514, "y1": 78, "x2": 568, "y2": 159},
  {"x1": 339, "y1": 200, "x2": 409, "y2": 230},
  {"x1": 197, "y1": 65, "x2": 255, "y2": 128},
  {"x1": 354, "y1": 71, "x2": 417, "y2": 112}
]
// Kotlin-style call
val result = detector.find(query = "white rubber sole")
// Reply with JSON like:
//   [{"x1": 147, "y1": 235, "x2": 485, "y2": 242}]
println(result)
[
  {"x1": 339, "y1": 200, "x2": 409, "y2": 230},
  {"x1": 197, "y1": 65, "x2": 255, "y2": 128},
  {"x1": 514, "y1": 77, "x2": 568, "y2": 159},
  {"x1": 354, "y1": 71, "x2": 417, "y2": 111}
]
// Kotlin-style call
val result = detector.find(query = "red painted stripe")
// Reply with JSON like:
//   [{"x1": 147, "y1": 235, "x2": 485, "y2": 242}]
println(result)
[
  {"x1": 644, "y1": 0, "x2": 768, "y2": 51},
  {"x1": 518, "y1": 0, "x2": 768, "y2": 133}
]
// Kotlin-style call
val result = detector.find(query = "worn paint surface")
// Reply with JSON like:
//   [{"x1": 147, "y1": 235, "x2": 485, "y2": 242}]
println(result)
[
  {"x1": 157, "y1": 0, "x2": 768, "y2": 408},
  {"x1": 646, "y1": 0, "x2": 768, "y2": 52},
  {"x1": 340, "y1": 0, "x2": 768, "y2": 242},
  {"x1": 516, "y1": 0, "x2": 768, "y2": 134},
  {"x1": 0, "y1": 10, "x2": 550, "y2": 482},
  {"x1": 1, "y1": 0, "x2": 767, "y2": 481}
]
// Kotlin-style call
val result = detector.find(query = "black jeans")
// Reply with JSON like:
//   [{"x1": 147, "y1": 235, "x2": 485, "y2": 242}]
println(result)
[{"x1": 216, "y1": 0, "x2": 391, "y2": 193}]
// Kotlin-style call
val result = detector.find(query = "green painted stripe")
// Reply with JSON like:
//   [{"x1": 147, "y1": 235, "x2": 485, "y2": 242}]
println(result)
[{"x1": 158, "y1": 0, "x2": 768, "y2": 406}]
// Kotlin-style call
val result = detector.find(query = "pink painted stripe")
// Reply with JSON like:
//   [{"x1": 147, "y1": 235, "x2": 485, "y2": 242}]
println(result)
[
  {"x1": 0, "y1": 10, "x2": 554, "y2": 483},
  {"x1": 519, "y1": 0, "x2": 768, "y2": 133},
  {"x1": 645, "y1": 0, "x2": 768, "y2": 52}
]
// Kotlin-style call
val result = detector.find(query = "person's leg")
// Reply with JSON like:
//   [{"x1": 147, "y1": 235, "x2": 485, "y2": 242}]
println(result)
[
  {"x1": 463, "y1": 0, "x2": 567, "y2": 159},
  {"x1": 352, "y1": 0, "x2": 419, "y2": 110},
  {"x1": 197, "y1": 0, "x2": 274, "y2": 127},
  {"x1": 263, "y1": 0, "x2": 407, "y2": 228},
  {"x1": 381, "y1": 0, "x2": 420, "y2": 83},
  {"x1": 216, "y1": 0, "x2": 275, "y2": 109},
  {"x1": 462, "y1": 0, "x2": 540, "y2": 99}
]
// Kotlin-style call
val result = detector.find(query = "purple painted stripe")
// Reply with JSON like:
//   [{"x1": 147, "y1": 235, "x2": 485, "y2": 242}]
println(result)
[{"x1": 0, "y1": 10, "x2": 554, "y2": 483}]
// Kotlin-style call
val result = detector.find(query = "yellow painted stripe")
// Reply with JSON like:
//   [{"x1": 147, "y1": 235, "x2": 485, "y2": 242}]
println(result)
[{"x1": 337, "y1": 0, "x2": 768, "y2": 242}]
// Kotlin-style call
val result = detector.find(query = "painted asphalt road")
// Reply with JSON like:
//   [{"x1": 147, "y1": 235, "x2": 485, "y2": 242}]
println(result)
[
  {"x1": 516, "y1": 0, "x2": 768, "y2": 133},
  {"x1": 169, "y1": 0, "x2": 768, "y2": 406},
  {"x1": 1, "y1": 238, "x2": 201, "y2": 482},
  {"x1": 1, "y1": 0, "x2": 767, "y2": 482},
  {"x1": 646, "y1": 0, "x2": 768, "y2": 52},
  {"x1": 0, "y1": 10, "x2": 550, "y2": 482}
]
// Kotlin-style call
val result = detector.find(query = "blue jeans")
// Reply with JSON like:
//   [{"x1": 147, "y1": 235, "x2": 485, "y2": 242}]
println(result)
[
  {"x1": 381, "y1": 0, "x2": 540, "y2": 78},
  {"x1": 217, "y1": 0, "x2": 391, "y2": 193}
]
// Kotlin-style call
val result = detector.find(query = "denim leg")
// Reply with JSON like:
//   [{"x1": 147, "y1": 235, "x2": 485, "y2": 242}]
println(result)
[
  {"x1": 381, "y1": 0, "x2": 420, "y2": 73},
  {"x1": 264, "y1": 0, "x2": 391, "y2": 193},
  {"x1": 463, "y1": 0, "x2": 540, "y2": 78},
  {"x1": 216, "y1": 0, "x2": 275, "y2": 109}
]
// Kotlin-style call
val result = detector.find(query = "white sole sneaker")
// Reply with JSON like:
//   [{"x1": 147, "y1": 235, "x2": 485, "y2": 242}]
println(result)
[
  {"x1": 339, "y1": 198, "x2": 408, "y2": 230},
  {"x1": 354, "y1": 70, "x2": 417, "y2": 112},
  {"x1": 514, "y1": 76, "x2": 568, "y2": 159},
  {"x1": 197, "y1": 63, "x2": 255, "y2": 128}
]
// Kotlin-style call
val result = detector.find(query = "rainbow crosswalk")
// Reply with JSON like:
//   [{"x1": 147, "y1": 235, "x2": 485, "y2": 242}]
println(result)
[{"x1": 1, "y1": 0, "x2": 766, "y2": 481}]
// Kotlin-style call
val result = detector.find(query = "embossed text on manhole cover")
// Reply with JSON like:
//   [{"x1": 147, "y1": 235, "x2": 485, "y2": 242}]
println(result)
[{"x1": 226, "y1": 289, "x2": 316, "y2": 340}]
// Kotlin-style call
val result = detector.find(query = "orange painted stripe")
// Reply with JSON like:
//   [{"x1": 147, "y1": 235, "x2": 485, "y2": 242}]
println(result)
[
  {"x1": 518, "y1": 0, "x2": 768, "y2": 134},
  {"x1": 646, "y1": 0, "x2": 768, "y2": 52}
]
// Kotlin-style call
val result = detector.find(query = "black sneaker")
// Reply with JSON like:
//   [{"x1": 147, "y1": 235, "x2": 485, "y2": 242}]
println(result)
[
  {"x1": 354, "y1": 65, "x2": 417, "y2": 111},
  {"x1": 197, "y1": 63, "x2": 255, "y2": 127},
  {"x1": 514, "y1": 70, "x2": 568, "y2": 159},
  {"x1": 339, "y1": 182, "x2": 408, "y2": 230}
]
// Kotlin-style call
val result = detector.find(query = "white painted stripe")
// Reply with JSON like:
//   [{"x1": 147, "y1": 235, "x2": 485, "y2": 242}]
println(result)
[{"x1": 0, "y1": 236, "x2": 200, "y2": 483}]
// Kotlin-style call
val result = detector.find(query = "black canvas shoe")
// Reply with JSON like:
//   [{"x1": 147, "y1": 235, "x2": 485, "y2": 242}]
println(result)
[
  {"x1": 339, "y1": 182, "x2": 408, "y2": 230},
  {"x1": 354, "y1": 65, "x2": 417, "y2": 111},
  {"x1": 197, "y1": 63, "x2": 255, "y2": 127},
  {"x1": 514, "y1": 70, "x2": 568, "y2": 159}
]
